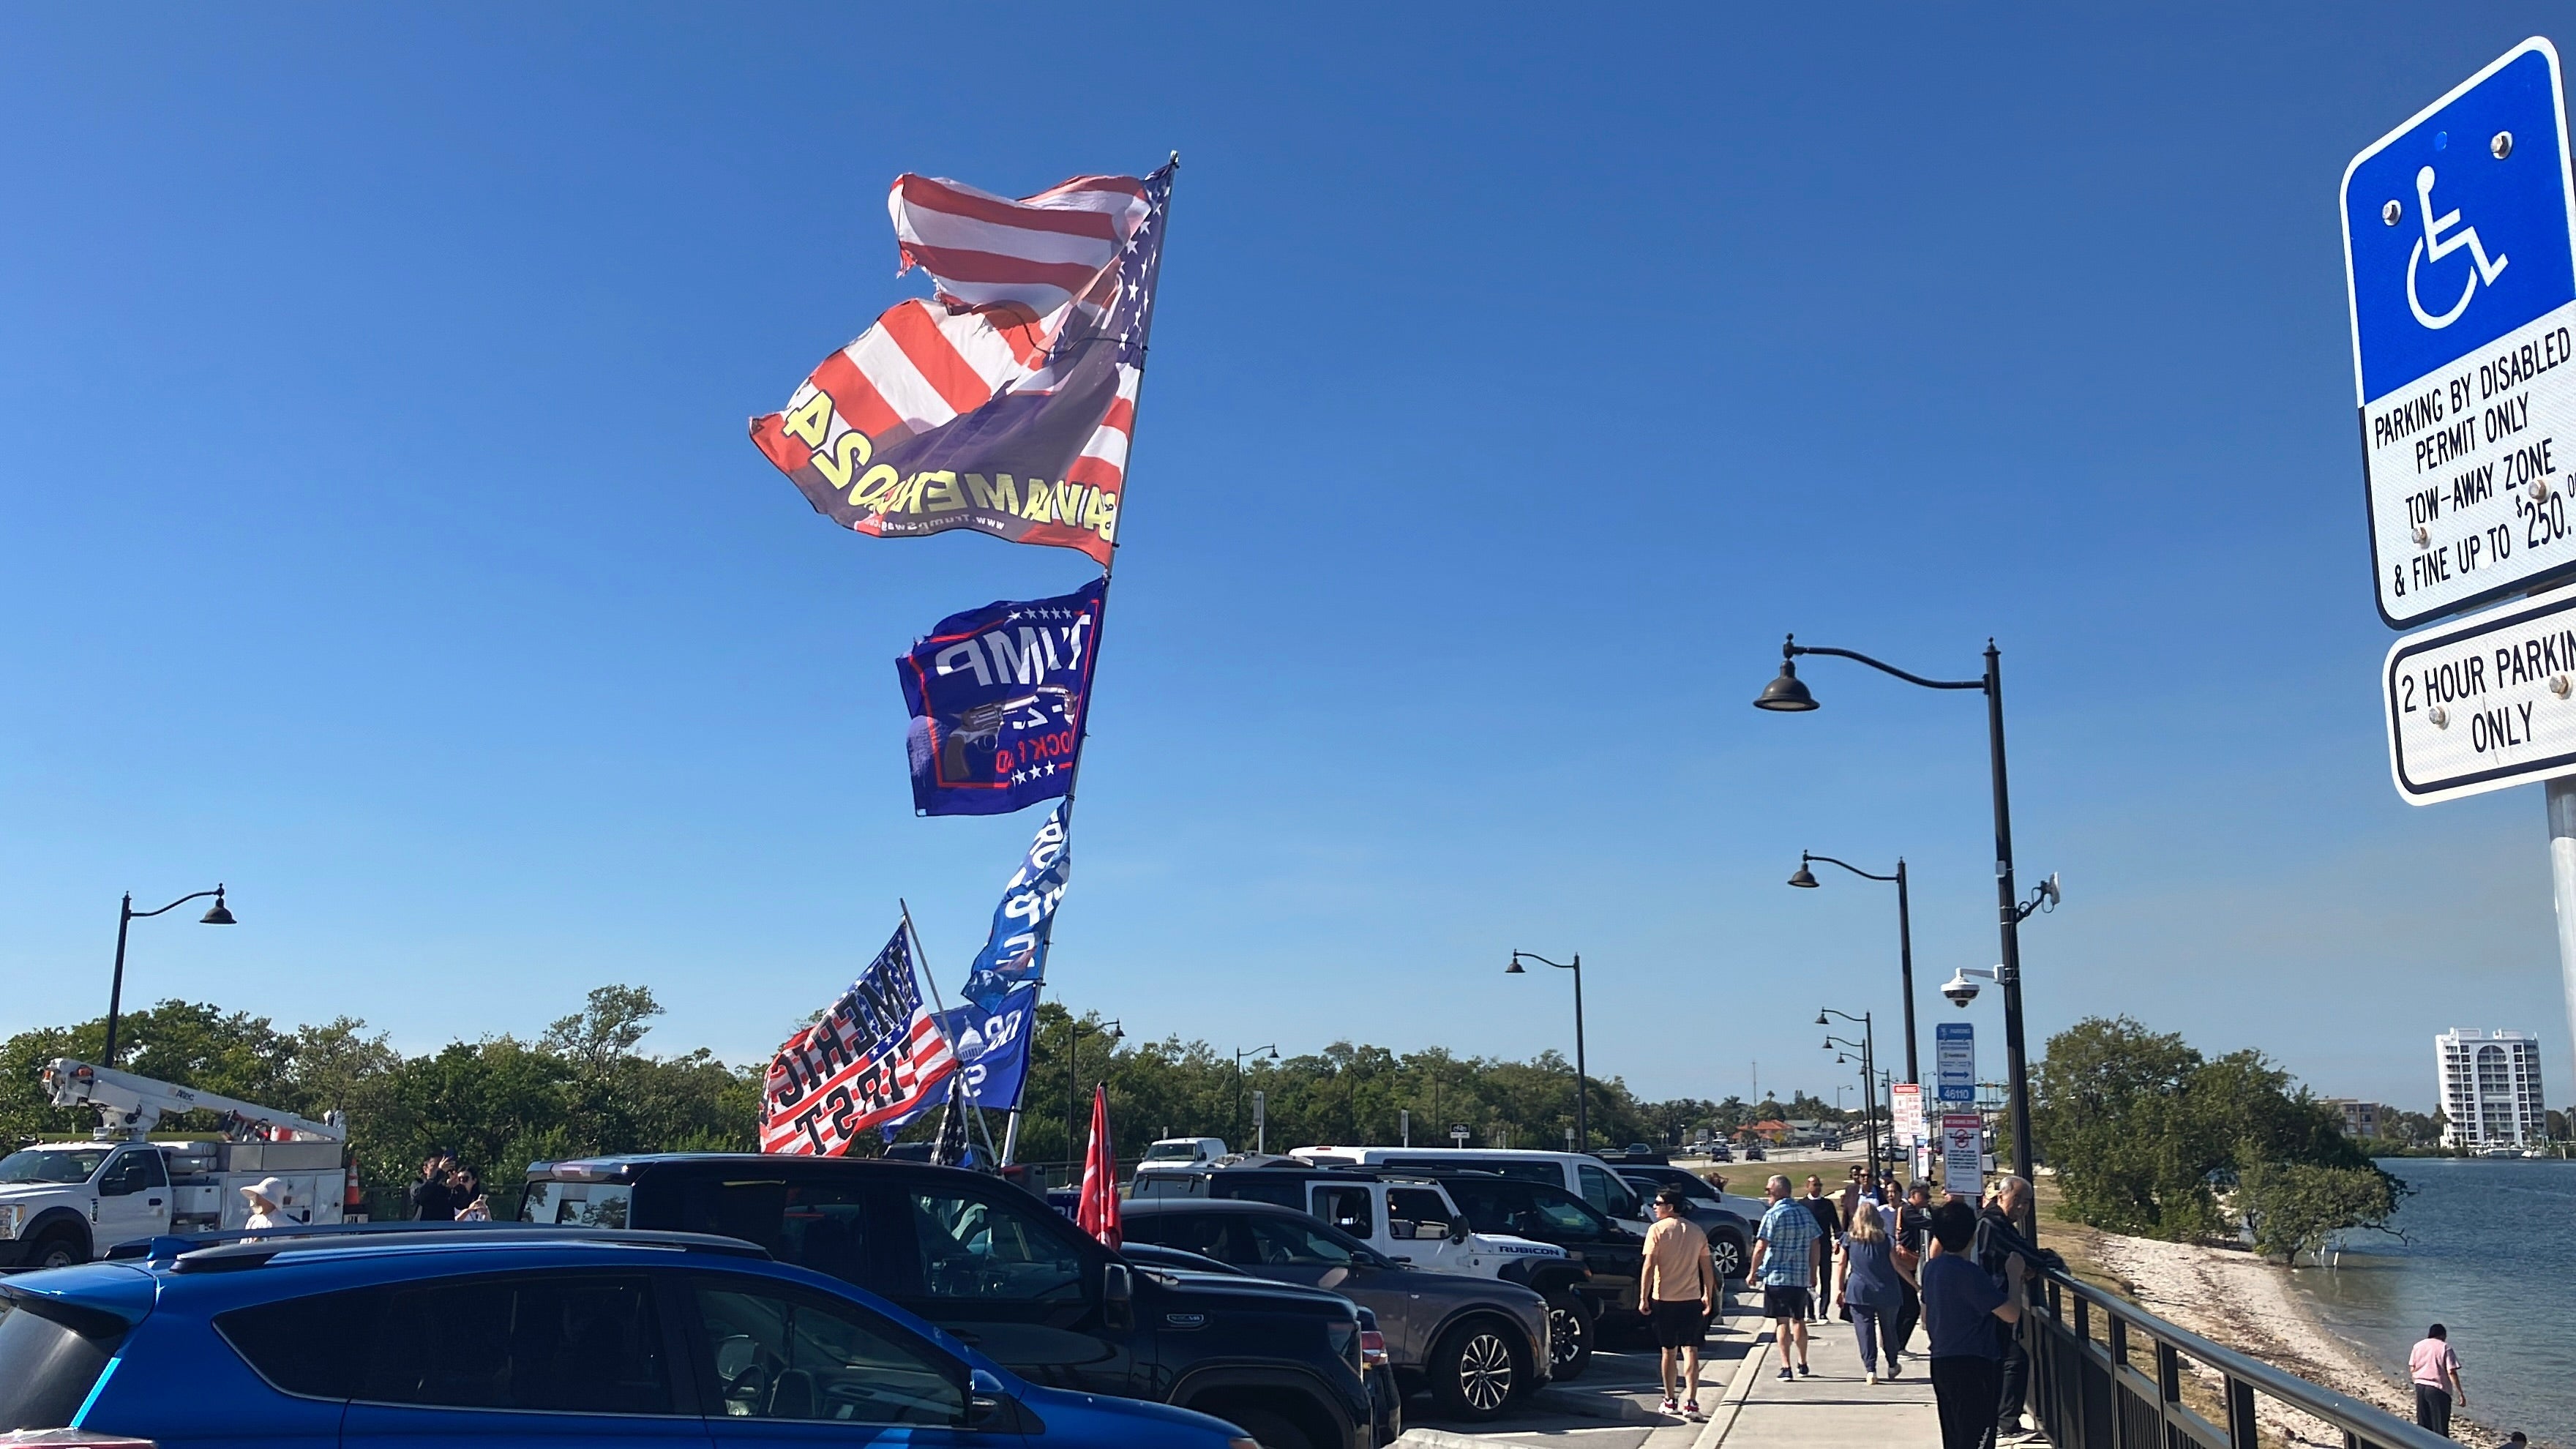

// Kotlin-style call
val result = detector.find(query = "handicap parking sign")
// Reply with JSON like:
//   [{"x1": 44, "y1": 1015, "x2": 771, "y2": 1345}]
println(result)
[{"x1": 2344, "y1": 39, "x2": 2576, "y2": 628}]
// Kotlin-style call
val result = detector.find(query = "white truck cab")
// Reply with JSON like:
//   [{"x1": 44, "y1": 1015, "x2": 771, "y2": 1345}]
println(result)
[
  {"x1": 1138, "y1": 1137, "x2": 1230, "y2": 1169},
  {"x1": 1131, "y1": 1165, "x2": 1571, "y2": 1281},
  {"x1": 0, "y1": 1059, "x2": 348, "y2": 1269}
]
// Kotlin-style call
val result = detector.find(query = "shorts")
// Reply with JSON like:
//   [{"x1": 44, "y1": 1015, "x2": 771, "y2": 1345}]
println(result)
[
  {"x1": 1649, "y1": 1299, "x2": 1705, "y2": 1347},
  {"x1": 1761, "y1": 1286, "x2": 1812, "y2": 1321}
]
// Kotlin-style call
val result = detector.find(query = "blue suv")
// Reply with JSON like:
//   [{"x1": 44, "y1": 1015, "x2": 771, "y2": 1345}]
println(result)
[{"x1": 0, "y1": 1224, "x2": 1259, "y2": 1449}]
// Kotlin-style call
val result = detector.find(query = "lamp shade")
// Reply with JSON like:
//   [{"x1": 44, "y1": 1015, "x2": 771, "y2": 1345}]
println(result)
[
  {"x1": 1787, "y1": 864, "x2": 1819, "y2": 888},
  {"x1": 1754, "y1": 659, "x2": 1818, "y2": 711},
  {"x1": 200, "y1": 891, "x2": 236, "y2": 926}
]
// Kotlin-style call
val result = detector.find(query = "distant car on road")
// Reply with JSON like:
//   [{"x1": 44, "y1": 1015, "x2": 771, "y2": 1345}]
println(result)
[
  {"x1": 0, "y1": 1224, "x2": 1259, "y2": 1449},
  {"x1": 1123, "y1": 1199, "x2": 1551, "y2": 1418}
]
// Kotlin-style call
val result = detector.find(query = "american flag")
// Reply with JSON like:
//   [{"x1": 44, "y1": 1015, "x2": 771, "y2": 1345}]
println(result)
[
  {"x1": 758, "y1": 926, "x2": 959, "y2": 1156},
  {"x1": 750, "y1": 161, "x2": 1172, "y2": 566}
]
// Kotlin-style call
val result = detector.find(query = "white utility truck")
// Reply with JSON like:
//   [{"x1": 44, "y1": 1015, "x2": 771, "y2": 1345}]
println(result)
[{"x1": 0, "y1": 1058, "x2": 348, "y2": 1270}]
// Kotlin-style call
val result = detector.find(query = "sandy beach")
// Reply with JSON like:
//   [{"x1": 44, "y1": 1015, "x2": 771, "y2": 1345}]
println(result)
[{"x1": 2073, "y1": 1227, "x2": 2523, "y2": 1448}]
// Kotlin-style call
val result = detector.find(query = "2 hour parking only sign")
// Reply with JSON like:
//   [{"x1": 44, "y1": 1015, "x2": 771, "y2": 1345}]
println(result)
[{"x1": 2345, "y1": 39, "x2": 2576, "y2": 629}]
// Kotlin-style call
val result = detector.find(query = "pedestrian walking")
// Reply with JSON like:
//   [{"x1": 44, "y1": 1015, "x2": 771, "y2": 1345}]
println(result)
[
  {"x1": 1922, "y1": 1199, "x2": 2026, "y2": 1449},
  {"x1": 1799, "y1": 1175, "x2": 1842, "y2": 1316},
  {"x1": 1890, "y1": 1182, "x2": 1933, "y2": 1357},
  {"x1": 1976, "y1": 1177, "x2": 2042, "y2": 1445},
  {"x1": 1836, "y1": 1194, "x2": 1905, "y2": 1382},
  {"x1": 1639, "y1": 1186, "x2": 1716, "y2": 1419},
  {"x1": 1750, "y1": 1173, "x2": 1822, "y2": 1381},
  {"x1": 2409, "y1": 1323, "x2": 2465, "y2": 1434},
  {"x1": 409, "y1": 1151, "x2": 457, "y2": 1222}
]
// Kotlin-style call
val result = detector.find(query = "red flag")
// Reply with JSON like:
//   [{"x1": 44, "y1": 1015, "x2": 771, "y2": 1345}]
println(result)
[{"x1": 1076, "y1": 1084, "x2": 1121, "y2": 1248}]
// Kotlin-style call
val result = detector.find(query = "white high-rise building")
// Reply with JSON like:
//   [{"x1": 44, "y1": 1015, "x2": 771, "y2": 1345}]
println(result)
[{"x1": 2434, "y1": 1029, "x2": 2547, "y2": 1147}]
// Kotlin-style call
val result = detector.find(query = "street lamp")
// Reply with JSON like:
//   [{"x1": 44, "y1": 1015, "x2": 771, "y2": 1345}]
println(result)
[
  {"x1": 1822, "y1": 1011, "x2": 1879, "y2": 1171},
  {"x1": 1789, "y1": 852, "x2": 1920, "y2": 1085},
  {"x1": 1068, "y1": 1016, "x2": 1122, "y2": 1175},
  {"x1": 1507, "y1": 950, "x2": 1588, "y2": 1152},
  {"x1": 1757, "y1": 634, "x2": 2050, "y2": 1240},
  {"x1": 103, "y1": 885, "x2": 236, "y2": 1068},
  {"x1": 1234, "y1": 1044, "x2": 1278, "y2": 1150}
]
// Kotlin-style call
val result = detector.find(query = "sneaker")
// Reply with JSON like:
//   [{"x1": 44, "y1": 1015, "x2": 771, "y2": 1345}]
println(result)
[
  {"x1": 1865, "y1": 1371, "x2": 1879, "y2": 1385},
  {"x1": 1683, "y1": 1401, "x2": 1704, "y2": 1420},
  {"x1": 1887, "y1": 1358, "x2": 1903, "y2": 1379},
  {"x1": 1796, "y1": 1363, "x2": 1812, "y2": 1377},
  {"x1": 1659, "y1": 1398, "x2": 1679, "y2": 1415},
  {"x1": 1778, "y1": 1367, "x2": 1794, "y2": 1382}
]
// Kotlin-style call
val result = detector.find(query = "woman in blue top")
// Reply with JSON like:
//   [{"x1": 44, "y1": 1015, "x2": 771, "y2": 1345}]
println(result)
[{"x1": 1835, "y1": 1199, "x2": 1908, "y2": 1382}]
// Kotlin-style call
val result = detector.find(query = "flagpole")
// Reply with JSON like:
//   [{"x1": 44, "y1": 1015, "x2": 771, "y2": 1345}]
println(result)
[
  {"x1": 901, "y1": 897, "x2": 995, "y2": 1167},
  {"x1": 1001, "y1": 151, "x2": 1175, "y2": 1169}
]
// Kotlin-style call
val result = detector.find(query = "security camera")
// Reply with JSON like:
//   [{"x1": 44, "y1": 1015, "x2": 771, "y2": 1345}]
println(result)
[{"x1": 1942, "y1": 970, "x2": 1981, "y2": 1008}]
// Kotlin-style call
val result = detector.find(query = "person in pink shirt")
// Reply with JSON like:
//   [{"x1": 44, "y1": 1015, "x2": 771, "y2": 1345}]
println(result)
[{"x1": 2408, "y1": 1323, "x2": 2465, "y2": 1434}]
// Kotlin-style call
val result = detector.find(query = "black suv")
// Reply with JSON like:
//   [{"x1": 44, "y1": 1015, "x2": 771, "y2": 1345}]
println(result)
[
  {"x1": 518, "y1": 1155, "x2": 1376, "y2": 1449},
  {"x1": 1123, "y1": 1199, "x2": 1550, "y2": 1420},
  {"x1": 1421, "y1": 1172, "x2": 1707, "y2": 1347}
]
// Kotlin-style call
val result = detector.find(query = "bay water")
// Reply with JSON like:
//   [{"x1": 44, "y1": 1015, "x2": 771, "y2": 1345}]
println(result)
[{"x1": 2281, "y1": 1158, "x2": 2575, "y2": 1443}]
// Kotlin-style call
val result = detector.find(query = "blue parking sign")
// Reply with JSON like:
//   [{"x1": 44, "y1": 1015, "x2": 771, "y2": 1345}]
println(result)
[{"x1": 2343, "y1": 39, "x2": 2576, "y2": 628}]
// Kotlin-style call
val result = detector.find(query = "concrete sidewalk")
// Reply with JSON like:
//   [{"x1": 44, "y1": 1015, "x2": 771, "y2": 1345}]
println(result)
[{"x1": 1704, "y1": 1309, "x2": 1939, "y2": 1448}]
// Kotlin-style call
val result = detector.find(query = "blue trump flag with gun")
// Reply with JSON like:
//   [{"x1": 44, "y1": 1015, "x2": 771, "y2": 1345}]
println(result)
[{"x1": 898, "y1": 578, "x2": 1104, "y2": 817}]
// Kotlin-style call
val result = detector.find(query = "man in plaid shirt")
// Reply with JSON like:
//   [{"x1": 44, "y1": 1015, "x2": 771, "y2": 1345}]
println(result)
[{"x1": 1749, "y1": 1173, "x2": 1821, "y2": 1380}]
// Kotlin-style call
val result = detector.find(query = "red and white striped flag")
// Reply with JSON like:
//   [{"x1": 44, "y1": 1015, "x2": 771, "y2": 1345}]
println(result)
[
  {"x1": 758, "y1": 926, "x2": 957, "y2": 1156},
  {"x1": 750, "y1": 162, "x2": 1172, "y2": 567}
]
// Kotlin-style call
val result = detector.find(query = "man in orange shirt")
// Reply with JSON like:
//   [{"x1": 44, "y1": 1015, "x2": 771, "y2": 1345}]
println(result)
[{"x1": 1639, "y1": 1186, "x2": 1718, "y2": 1418}]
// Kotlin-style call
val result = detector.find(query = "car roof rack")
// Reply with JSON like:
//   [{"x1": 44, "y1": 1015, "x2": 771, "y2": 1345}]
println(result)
[{"x1": 100, "y1": 1220, "x2": 769, "y2": 1273}]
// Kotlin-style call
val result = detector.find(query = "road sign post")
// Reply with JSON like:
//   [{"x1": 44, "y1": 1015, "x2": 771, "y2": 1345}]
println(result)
[
  {"x1": 2349, "y1": 37, "x2": 2576, "y2": 1087},
  {"x1": 2345, "y1": 39, "x2": 2576, "y2": 627},
  {"x1": 1935, "y1": 1022, "x2": 1976, "y2": 1105},
  {"x1": 1891, "y1": 1082, "x2": 1925, "y2": 1146},
  {"x1": 1940, "y1": 1114, "x2": 1984, "y2": 1197},
  {"x1": 1449, "y1": 1123, "x2": 1470, "y2": 1146}
]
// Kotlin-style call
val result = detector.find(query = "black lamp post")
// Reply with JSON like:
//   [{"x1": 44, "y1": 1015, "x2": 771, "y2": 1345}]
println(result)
[
  {"x1": 1507, "y1": 951, "x2": 1587, "y2": 1152},
  {"x1": 1234, "y1": 1043, "x2": 1277, "y2": 1150},
  {"x1": 1789, "y1": 853, "x2": 1920, "y2": 1085},
  {"x1": 1821, "y1": 1009, "x2": 1879, "y2": 1172},
  {"x1": 1758, "y1": 634, "x2": 2045, "y2": 1240},
  {"x1": 103, "y1": 885, "x2": 236, "y2": 1068},
  {"x1": 1068, "y1": 1016, "x2": 1122, "y2": 1173}
]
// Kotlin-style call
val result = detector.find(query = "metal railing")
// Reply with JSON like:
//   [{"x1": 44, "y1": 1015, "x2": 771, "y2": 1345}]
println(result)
[{"x1": 2021, "y1": 1264, "x2": 2453, "y2": 1449}]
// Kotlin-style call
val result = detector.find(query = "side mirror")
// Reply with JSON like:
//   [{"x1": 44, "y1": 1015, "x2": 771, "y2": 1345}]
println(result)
[
  {"x1": 1447, "y1": 1220, "x2": 1470, "y2": 1244},
  {"x1": 967, "y1": 1368, "x2": 1030, "y2": 1432},
  {"x1": 1102, "y1": 1262, "x2": 1134, "y2": 1330}
]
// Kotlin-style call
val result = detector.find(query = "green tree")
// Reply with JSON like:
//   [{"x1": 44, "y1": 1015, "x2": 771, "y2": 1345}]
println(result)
[{"x1": 2235, "y1": 1156, "x2": 2401, "y2": 1265}]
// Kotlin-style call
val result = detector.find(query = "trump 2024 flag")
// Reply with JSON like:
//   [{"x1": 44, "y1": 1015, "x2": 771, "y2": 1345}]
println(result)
[
  {"x1": 759, "y1": 926, "x2": 956, "y2": 1156},
  {"x1": 898, "y1": 578, "x2": 1103, "y2": 817},
  {"x1": 749, "y1": 162, "x2": 1171, "y2": 566}
]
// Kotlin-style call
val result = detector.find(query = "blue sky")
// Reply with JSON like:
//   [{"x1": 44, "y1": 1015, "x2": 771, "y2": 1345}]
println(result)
[{"x1": 4, "y1": 5, "x2": 2571, "y2": 1117}]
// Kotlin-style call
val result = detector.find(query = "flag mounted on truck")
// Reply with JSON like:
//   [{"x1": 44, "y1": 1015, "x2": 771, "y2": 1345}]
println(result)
[
  {"x1": 749, "y1": 162, "x2": 1172, "y2": 566},
  {"x1": 758, "y1": 926, "x2": 956, "y2": 1156}
]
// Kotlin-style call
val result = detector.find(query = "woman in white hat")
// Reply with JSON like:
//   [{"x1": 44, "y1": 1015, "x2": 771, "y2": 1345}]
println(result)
[{"x1": 241, "y1": 1177, "x2": 291, "y2": 1230}]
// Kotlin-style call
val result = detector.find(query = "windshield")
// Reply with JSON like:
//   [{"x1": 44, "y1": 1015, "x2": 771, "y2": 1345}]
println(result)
[
  {"x1": 1142, "y1": 1142, "x2": 1202, "y2": 1162},
  {"x1": 517, "y1": 1179, "x2": 632, "y2": 1228},
  {"x1": 0, "y1": 1149, "x2": 108, "y2": 1186}
]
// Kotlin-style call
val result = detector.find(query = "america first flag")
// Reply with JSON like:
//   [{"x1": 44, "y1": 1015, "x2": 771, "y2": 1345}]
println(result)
[
  {"x1": 759, "y1": 925, "x2": 958, "y2": 1156},
  {"x1": 749, "y1": 160, "x2": 1172, "y2": 566}
]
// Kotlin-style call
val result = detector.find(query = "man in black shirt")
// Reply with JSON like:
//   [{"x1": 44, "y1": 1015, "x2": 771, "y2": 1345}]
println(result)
[
  {"x1": 1798, "y1": 1176, "x2": 1841, "y2": 1319},
  {"x1": 1974, "y1": 1177, "x2": 2040, "y2": 1446},
  {"x1": 408, "y1": 1151, "x2": 457, "y2": 1222}
]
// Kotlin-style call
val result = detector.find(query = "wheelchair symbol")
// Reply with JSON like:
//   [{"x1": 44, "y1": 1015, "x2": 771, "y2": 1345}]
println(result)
[{"x1": 2406, "y1": 164, "x2": 2509, "y2": 329}]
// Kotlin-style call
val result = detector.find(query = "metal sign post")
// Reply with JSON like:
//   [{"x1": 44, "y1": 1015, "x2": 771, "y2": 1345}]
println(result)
[
  {"x1": 2349, "y1": 38, "x2": 2576, "y2": 1082},
  {"x1": 1934, "y1": 1022, "x2": 1977, "y2": 1105},
  {"x1": 1449, "y1": 1123, "x2": 1470, "y2": 1146},
  {"x1": 1251, "y1": 1090, "x2": 1266, "y2": 1155}
]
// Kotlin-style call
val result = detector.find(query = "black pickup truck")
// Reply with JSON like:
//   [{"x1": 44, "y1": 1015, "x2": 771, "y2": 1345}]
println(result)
[{"x1": 516, "y1": 1154, "x2": 1377, "y2": 1449}]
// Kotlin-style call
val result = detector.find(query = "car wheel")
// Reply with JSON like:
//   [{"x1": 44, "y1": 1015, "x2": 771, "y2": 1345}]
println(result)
[
  {"x1": 1431, "y1": 1320, "x2": 1523, "y2": 1419},
  {"x1": 1543, "y1": 1292, "x2": 1594, "y2": 1380},
  {"x1": 1711, "y1": 1229, "x2": 1748, "y2": 1283},
  {"x1": 1222, "y1": 1407, "x2": 1317, "y2": 1449},
  {"x1": 27, "y1": 1229, "x2": 85, "y2": 1271}
]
